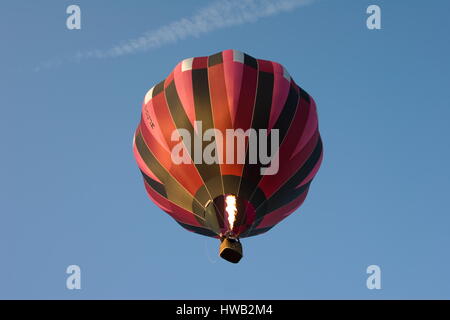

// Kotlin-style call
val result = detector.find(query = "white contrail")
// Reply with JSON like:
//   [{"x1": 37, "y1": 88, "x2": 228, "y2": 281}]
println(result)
[{"x1": 35, "y1": 0, "x2": 314, "y2": 71}]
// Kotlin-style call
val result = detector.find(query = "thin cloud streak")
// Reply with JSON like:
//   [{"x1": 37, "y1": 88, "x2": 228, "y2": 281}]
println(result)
[{"x1": 35, "y1": 0, "x2": 315, "y2": 71}]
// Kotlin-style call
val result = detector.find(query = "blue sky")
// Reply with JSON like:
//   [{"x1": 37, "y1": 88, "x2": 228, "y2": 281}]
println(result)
[{"x1": 1, "y1": 0, "x2": 450, "y2": 299}]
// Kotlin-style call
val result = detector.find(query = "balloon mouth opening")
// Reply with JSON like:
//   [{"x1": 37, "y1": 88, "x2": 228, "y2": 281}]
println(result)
[{"x1": 219, "y1": 237, "x2": 243, "y2": 264}]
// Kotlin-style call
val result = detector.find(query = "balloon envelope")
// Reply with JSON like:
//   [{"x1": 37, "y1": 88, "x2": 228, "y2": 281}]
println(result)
[{"x1": 133, "y1": 49, "x2": 323, "y2": 240}]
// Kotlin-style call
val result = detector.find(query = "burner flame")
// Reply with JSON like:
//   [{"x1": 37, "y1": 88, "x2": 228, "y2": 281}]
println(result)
[{"x1": 225, "y1": 195, "x2": 237, "y2": 231}]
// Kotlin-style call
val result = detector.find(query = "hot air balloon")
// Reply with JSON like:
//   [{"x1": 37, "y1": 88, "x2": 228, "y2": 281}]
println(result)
[{"x1": 133, "y1": 50, "x2": 323, "y2": 263}]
